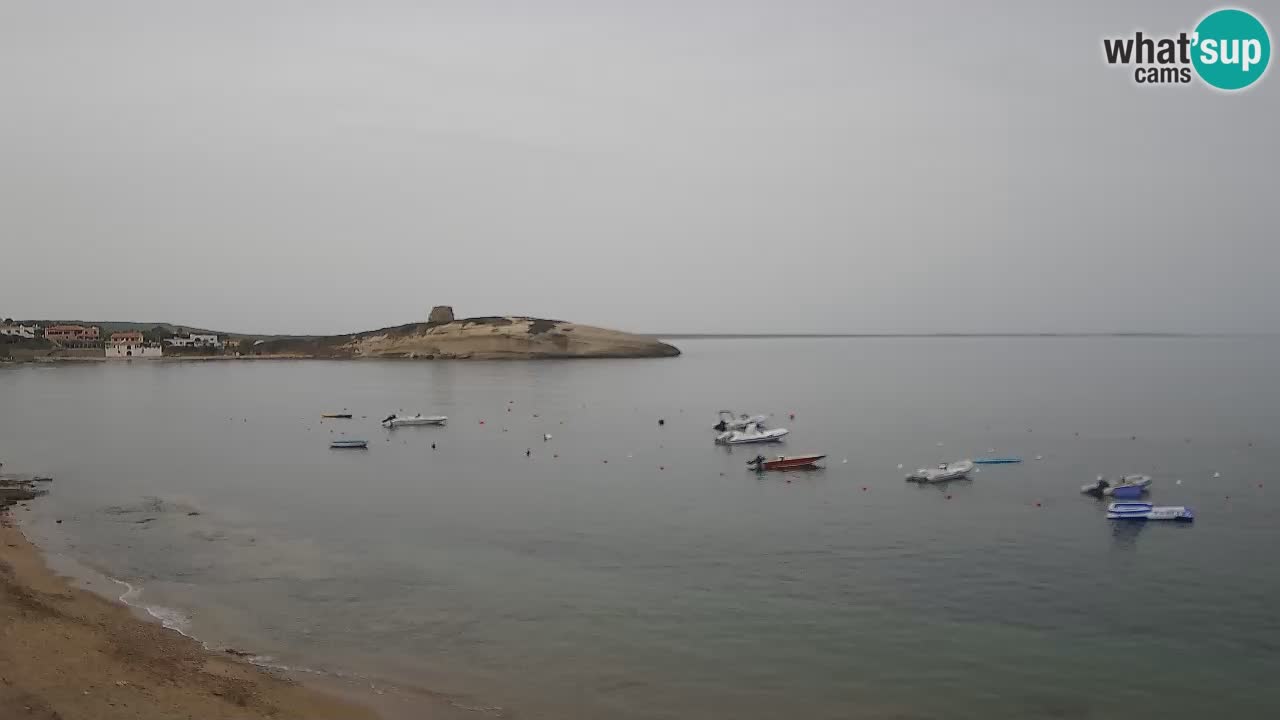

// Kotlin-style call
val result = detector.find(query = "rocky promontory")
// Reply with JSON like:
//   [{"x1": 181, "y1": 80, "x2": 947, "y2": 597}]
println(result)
[{"x1": 249, "y1": 316, "x2": 679, "y2": 360}]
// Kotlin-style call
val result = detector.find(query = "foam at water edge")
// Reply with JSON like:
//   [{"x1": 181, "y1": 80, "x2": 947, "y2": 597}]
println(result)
[
  {"x1": 106, "y1": 579, "x2": 502, "y2": 715},
  {"x1": 111, "y1": 578, "x2": 196, "y2": 638},
  {"x1": 108, "y1": 578, "x2": 324, "y2": 674}
]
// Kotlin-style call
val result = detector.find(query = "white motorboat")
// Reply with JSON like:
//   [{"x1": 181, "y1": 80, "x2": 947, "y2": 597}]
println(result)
[
  {"x1": 1107, "y1": 502, "x2": 1194, "y2": 521},
  {"x1": 1081, "y1": 474, "x2": 1152, "y2": 498},
  {"x1": 714, "y1": 410, "x2": 769, "y2": 432},
  {"x1": 715, "y1": 423, "x2": 788, "y2": 445},
  {"x1": 906, "y1": 459, "x2": 975, "y2": 483},
  {"x1": 381, "y1": 414, "x2": 448, "y2": 428}
]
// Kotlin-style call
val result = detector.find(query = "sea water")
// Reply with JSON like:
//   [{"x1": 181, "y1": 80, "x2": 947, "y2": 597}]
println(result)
[{"x1": 3, "y1": 337, "x2": 1279, "y2": 719}]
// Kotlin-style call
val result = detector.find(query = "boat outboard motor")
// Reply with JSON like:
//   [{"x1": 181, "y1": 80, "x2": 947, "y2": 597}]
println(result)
[
  {"x1": 747, "y1": 455, "x2": 766, "y2": 469},
  {"x1": 714, "y1": 420, "x2": 727, "y2": 431},
  {"x1": 381, "y1": 414, "x2": 397, "y2": 424}
]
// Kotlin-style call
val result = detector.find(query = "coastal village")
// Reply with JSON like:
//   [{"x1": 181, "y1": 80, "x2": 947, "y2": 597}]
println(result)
[{"x1": 1, "y1": 320, "x2": 234, "y2": 361}]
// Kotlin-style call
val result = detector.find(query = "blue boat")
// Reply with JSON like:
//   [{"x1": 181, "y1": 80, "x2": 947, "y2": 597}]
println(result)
[
  {"x1": 973, "y1": 457, "x2": 1022, "y2": 465},
  {"x1": 330, "y1": 439, "x2": 368, "y2": 449},
  {"x1": 1109, "y1": 484, "x2": 1145, "y2": 499},
  {"x1": 1106, "y1": 502, "x2": 1194, "y2": 522}
]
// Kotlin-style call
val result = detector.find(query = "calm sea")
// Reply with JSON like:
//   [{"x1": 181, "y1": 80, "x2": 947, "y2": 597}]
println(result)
[{"x1": 3, "y1": 338, "x2": 1279, "y2": 719}]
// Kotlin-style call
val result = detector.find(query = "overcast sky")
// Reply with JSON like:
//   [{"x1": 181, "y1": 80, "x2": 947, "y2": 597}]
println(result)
[{"x1": 1, "y1": 1, "x2": 1275, "y2": 334}]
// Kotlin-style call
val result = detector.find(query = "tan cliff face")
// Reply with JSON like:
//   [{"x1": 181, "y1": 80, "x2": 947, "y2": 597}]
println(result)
[
  {"x1": 347, "y1": 317, "x2": 679, "y2": 359},
  {"x1": 248, "y1": 317, "x2": 679, "y2": 360}
]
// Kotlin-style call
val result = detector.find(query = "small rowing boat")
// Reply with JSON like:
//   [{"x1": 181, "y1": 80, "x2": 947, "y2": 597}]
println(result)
[
  {"x1": 747, "y1": 454, "x2": 825, "y2": 471},
  {"x1": 973, "y1": 457, "x2": 1022, "y2": 465},
  {"x1": 381, "y1": 414, "x2": 448, "y2": 428},
  {"x1": 330, "y1": 440, "x2": 368, "y2": 449},
  {"x1": 321, "y1": 413, "x2": 353, "y2": 419}
]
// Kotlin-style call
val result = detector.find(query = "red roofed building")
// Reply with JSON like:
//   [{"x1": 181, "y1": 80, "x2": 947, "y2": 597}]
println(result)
[{"x1": 43, "y1": 325, "x2": 100, "y2": 343}]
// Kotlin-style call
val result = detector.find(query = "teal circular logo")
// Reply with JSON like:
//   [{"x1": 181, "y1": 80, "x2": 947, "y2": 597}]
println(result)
[{"x1": 1192, "y1": 9, "x2": 1271, "y2": 90}]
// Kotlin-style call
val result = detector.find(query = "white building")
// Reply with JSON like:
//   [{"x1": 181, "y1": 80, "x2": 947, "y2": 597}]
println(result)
[
  {"x1": 106, "y1": 331, "x2": 162, "y2": 359},
  {"x1": 164, "y1": 332, "x2": 222, "y2": 349},
  {"x1": 0, "y1": 324, "x2": 37, "y2": 339}
]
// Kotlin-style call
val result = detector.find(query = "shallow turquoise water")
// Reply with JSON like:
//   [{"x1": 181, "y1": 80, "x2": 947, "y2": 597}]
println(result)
[{"x1": 3, "y1": 337, "x2": 1279, "y2": 719}]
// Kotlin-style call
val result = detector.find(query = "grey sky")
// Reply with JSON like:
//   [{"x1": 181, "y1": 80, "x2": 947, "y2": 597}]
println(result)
[{"x1": 1, "y1": 1, "x2": 1276, "y2": 334}]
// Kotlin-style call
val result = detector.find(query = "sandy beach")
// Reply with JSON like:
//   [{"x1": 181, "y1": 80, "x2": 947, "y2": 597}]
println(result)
[{"x1": 0, "y1": 509, "x2": 383, "y2": 720}]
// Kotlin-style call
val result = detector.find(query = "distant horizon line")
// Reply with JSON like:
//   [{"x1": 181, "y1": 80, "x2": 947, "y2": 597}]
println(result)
[{"x1": 651, "y1": 331, "x2": 1273, "y2": 339}]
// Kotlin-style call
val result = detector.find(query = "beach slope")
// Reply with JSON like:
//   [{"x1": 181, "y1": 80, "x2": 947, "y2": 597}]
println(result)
[{"x1": 0, "y1": 519, "x2": 378, "y2": 720}]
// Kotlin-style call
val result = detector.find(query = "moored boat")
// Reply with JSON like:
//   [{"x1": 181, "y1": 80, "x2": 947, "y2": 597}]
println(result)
[
  {"x1": 906, "y1": 459, "x2": 975, "y2": 483},
  {"x1": 973, "y1": 457, "x2": 1022, "y2": 465},
  {"x1": 715, "y1": 423, "x2": 788, "y2": 445},
  {"x1": 330, "y1": 439, "x2": 369, "y2": 449},
  {"x1": 748, "y1": 454, "x2": 825, "y2": 471},
  {"x1": 1081, "y1": 474, "x2": 1151, "y2": 498},
  {"x1": 381, "y1": 414, "x2": 448, "y2": 428},
  {"x1": 321, "y1": 412, "x2": 353, "y2": 419},
  {"x1": 714, "y1": 410, "x2": 769, "y2": 432},
  {"x1": 1106, "y1": 501, "x2": 1194, "y2": 521}
]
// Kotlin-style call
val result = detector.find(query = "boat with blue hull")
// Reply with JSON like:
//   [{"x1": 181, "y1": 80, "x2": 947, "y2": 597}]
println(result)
[
  {"x1": 1106, "y1": 502, "x2": 1194, "y2": 522},
  {"x1": 1082, "y1": 474, "x2": 1151, "y2": 498},
  {"x1": 973, "y1": 457, "x2": 1022, "y2": 465}
]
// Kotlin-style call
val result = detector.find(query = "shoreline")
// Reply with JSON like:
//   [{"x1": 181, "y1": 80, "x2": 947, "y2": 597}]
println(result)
[
  {"x1": 4, "y1": 350, "x2": 678, "y2": 364},
  {"x1": 0, "y1": 508, "x2": 462, "y2": 720}
]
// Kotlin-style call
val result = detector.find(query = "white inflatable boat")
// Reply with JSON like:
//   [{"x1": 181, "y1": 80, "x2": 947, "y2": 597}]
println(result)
[
  {"x1": 906, "y1": 459, "x2": 976, "y2": 483},
  {"x1": 715, "y1": 423, "x2": 789, "y2": 445},
  {"x1": 714, "y1": 411, "x2": 769, "y2": 432}
]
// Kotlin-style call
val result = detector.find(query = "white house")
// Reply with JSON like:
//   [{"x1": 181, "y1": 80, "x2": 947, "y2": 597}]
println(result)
[
  {"x1": 164, "y1": 332, "x2": 222, "y2": 349},
  {"x1": 0, "y1": 324, "x2": 37, "y2": 339},
  {"x1": 106, "y1": 331, "x2": 162, "y2": 359}
]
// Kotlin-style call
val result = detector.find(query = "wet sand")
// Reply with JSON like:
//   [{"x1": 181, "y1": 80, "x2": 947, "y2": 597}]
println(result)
[{"x1": 0, "y1": 508, "x2": 384, "y2": 720}]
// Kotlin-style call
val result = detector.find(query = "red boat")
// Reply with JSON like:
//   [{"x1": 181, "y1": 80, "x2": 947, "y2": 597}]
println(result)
[{"x1": 747, "y1": 454, "x2": 826, "y2": 471}]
